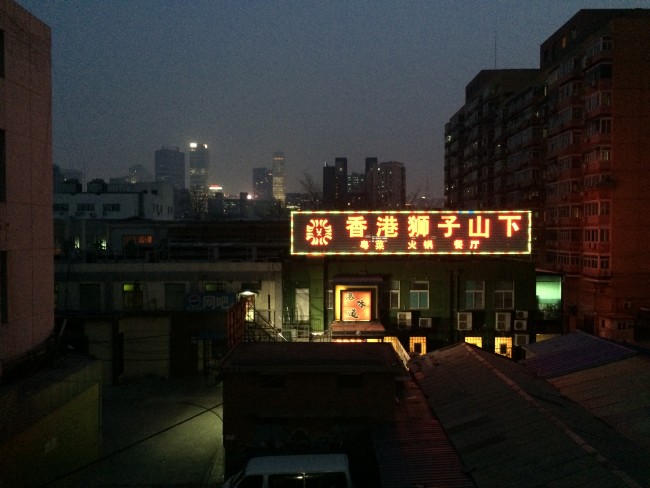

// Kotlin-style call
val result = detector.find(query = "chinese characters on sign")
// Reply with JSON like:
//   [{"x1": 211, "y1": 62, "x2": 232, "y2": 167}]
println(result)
[
  {"x1": 291, "y1": 210, "x2": 531, "y2": 255},
  {"x1": 342, "y1": 290, "x2": 372, "y2": 321}
]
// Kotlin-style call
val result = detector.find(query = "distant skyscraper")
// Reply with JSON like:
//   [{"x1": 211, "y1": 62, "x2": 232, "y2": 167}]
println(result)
[
  {"x1": 128, "y1": 164, "x2": 153, "y2": 183},
  {"x1": 322, "y1": 157, "x2": 348, "y2": 209},
  {"x1": 367, "y1": 161, "x2": 406, "y2": 209},
  {"x1": 189, "y1": 142, "x2": 209, "y2": 190},
  {"x1": 272, "y1": 151, "x2": 286, "y2": 203},
  {"x1": 253, "y1": 167, "x2": 273, "y2": 200},
  {"x1": 155, "y1": 146, "x2": 185, "y2": 189}
]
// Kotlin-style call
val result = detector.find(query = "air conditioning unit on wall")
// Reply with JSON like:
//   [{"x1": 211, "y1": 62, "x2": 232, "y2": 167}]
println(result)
[
  {"x1": 419, "y1": 317, "x2": 432, "y2": 328},
  {"x1": 515, "y1": 310, "x2": 528, "y2": 320},
  {"x1": 514, "y1": 319, "x2": 527, "y2": 331},
  {"x1": 397, "y1": 312, "x2": 412, "y2": 328},
  {"x1": 514, "y1": 334, "x2": 529, "y2": 346},
  {"x1": 496, "y1": 312, "x2": 511, "y2": 331},
  {"x1": 457, "y1": 312, "x2": 472, "y2": 331}
]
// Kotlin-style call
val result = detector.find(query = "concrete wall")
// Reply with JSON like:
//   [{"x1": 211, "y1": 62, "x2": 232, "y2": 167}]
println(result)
[{"x1": 0, "y1": 0, "x2": 54, "y2": 375}]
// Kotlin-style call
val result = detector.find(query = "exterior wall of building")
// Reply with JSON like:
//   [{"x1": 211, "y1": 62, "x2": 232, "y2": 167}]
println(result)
[
  {"x1": 445, "y1": 10, "x2": 650, "y2": 335},
  {"x1": 0, "y1": 0, "x2": 54, "y2": 375},
  {"x1": 0, "y1": 357, "x2": 102, "y2": 486},
  {"x1": 54, "y1": 180, "x2": 175, "y2": 221},
  {"x1": 283, "y1": 256, "x2": 548, "y2": 352}
]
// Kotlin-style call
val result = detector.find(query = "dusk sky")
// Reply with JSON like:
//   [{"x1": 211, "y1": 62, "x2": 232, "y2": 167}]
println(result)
[{"x1": 19, "y1": 0, "x2": 649, "y2": 198}]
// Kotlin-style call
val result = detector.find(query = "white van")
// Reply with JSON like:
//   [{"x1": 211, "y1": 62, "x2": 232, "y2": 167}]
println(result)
[{"x1": 223, "y1": 453, "x2": 353, "y2": 488}]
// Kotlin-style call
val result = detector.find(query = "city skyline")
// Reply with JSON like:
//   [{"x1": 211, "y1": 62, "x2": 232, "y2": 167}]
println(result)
[{"x1": 18, "y1": 0, "x2": 647, "y2": 198}]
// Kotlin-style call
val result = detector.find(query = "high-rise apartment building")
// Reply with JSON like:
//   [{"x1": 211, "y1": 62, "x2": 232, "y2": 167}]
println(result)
[
  {"x1": 253, "y1": 167, "x2": 273, "y2": 200},
  {"x1": 189, "y1": 142, "x2": 209, "y2": 190},
  {"x1": 272, "y1": 151, "x2": 286, "y2": 204},
  {"x1": 367, "y1": 161, "x2": 406, "y2": 209},
  {"x1": 444, "y1": 9, "x2": 650, "y2": 336},
  {"x1": 155, "y1": 146, "x2": 185, "y2": 189},
  {"x1": 322, "y1": 157, "x2": 348, "y2": 209}
]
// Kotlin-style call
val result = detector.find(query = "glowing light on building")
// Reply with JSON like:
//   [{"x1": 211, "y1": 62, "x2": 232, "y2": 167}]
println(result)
[{"x1": 291, "y1": 210, "x2": 532, "y2": 256}]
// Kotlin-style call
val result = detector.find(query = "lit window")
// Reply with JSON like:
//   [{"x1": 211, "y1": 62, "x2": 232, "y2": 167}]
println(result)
[{"x1": 123, "y1": 283, "x2": 143, "y2": 310}]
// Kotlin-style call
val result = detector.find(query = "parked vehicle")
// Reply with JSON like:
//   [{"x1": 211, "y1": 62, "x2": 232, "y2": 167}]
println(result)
[{"x1": 223, "y1": 453, "x2": 353, "y2": 488}]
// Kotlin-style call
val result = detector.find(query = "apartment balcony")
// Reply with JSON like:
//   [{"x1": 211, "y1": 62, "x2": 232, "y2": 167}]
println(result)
[
  {"x1": 558, "y1": 240, "x2": 583, "y2": 252},
  {"x1": 557, "y1": 167, "x2": 582, "y2": 181},
  {"x1": 558, "y1": 216, "x2": 582, "y2": 227},
  {"x1": 583, "y1": 133, "x2": 612, "y2": 146},
  {"x1": 583, "y1": 52, "x2": 612, "y2": 70},
  {"x1": 583, "y1": 214, "x2": 611, "y2": 226},
  {"x1": 584, "y1": 241, "x2": 611, "y2": 253},
  {"x1": 584, "y1": 78, "x2": 612, "y2": 95},
  {"x1": 584, "y1": 104, "x2": 611, "y2": 120},
  {"x1": 582, "y1": 267, "x2": 612, "y2": 280},
  {"x1": 583, "y1": 159, "x2": 611, "y2": 175}
]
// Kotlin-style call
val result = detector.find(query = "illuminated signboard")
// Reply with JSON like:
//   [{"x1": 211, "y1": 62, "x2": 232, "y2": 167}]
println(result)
[
  {"x1": 291, "y1": 210, "x2": 531, "y2": 256},
  {"x1": 341, "y1": 290, "x2": 372, "y2": 321}
]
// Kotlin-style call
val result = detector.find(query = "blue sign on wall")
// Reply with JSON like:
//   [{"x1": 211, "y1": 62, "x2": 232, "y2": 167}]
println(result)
[{"x1": 186, "y1": 293, "x2": 237, "y2": 311}]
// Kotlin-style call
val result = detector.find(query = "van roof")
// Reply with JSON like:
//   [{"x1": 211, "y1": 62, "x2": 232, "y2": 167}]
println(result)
[{"x1": 243, "y1": 453, "x2": 349, "y2": 475}]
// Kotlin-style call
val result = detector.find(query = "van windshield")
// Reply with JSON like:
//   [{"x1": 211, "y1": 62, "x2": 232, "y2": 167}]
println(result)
[{"x1": 268, "y1": 472, "x2": 348, "y2": 488}]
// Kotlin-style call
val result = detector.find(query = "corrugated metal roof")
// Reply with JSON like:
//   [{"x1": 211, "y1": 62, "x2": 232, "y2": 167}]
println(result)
[
  {"x1": 372, "y1": 379, "x2": 476, "y2": 488},
  {"x1": 408, "y1": 343, "x2": 650, "y2": 487},
  {"x1": 547, "y1": 355, "x2": 650, "y2": 450},
  {"x1": 520, "y1": 331, "x2": 637, "y2": 378}
]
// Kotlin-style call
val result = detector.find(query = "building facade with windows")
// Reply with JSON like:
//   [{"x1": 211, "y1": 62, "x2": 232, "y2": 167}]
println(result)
[
  {"x1": 155, "y1": 146, "x2": 185, "y2": 189},
  {"x1": 444, "y1": 9, "x2": 650, "y2": 337},
  {"x1": 189, "y1": 142, "x2": 209, "y2": 190},
  {"x1": 0, "y1": 3, "x2": 102, "y2": 486},
  {"x1": 54, "y1": 179, "x2": 175, "y2": 221},
  {"x1": 272, "y1": 151, "x2": 286, "y2": 204}
]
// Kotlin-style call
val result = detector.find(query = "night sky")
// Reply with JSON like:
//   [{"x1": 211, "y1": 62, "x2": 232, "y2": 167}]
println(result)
[{"x1": 18, "y1": 0, "x2": 649, "y2": 198}]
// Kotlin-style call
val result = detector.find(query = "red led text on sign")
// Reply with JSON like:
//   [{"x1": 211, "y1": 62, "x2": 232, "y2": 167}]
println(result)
[{"x1": 291, "y1": 210, "x2": 531, "y2": 255}]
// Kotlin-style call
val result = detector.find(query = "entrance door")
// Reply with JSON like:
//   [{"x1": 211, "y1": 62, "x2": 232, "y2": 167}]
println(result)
[{"x1": 295, "y1": 288, "x2": 309, "y2": 324}]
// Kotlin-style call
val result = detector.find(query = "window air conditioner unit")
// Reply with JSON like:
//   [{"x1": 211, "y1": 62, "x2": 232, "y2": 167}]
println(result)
[
  {"x1": 457, "y1": 312, "x2": 472, "y2": 331},
  {"x1": 514, "y1": 334, "x2": 529, "y2": 346},
  {"x1": 419, "y1": 317, "x2": 432, "y2": 328},
  {"x1": 397, "y1": 312, "x2": 412, "y2": 328},
  {"x1": 515, "y1": 310, "x2": 528, "y2": 320},
  {"x1": 514, "y1": 319, "x2": 527, "y2": 331},
  {"x1": 496, "y1": 312, "x2": 511, "y2": 331}
]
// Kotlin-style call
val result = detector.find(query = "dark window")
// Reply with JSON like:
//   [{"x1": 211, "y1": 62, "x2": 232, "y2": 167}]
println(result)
[
  {"x1": 237, "y1": 475, "x2": 263, "y2": 488},
  {"x1": 79, "y1": 283, "x2": 102, "y2": 311},
  {"x1": 165, "y1": 283, "x2": 186, "y2": 310}
]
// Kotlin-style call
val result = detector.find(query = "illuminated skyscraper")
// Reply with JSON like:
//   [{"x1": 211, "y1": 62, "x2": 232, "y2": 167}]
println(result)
[
  {"x1": 189, "y1": 142, "x2": 209, "y2": 190},
  {"x1": 272, "y1": 151, "x2": 285, "y2": 203}
]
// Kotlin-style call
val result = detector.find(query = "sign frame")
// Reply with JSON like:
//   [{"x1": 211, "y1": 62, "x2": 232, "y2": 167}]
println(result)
[{"x1": 290, "y1": 210, "x2": 532, "y2": 256}]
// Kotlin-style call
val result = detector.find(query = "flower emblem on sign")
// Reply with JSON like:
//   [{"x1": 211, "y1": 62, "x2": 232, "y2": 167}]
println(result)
[{"x1": 305, "y1": 218, "x2": 333, "y2": 246}]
